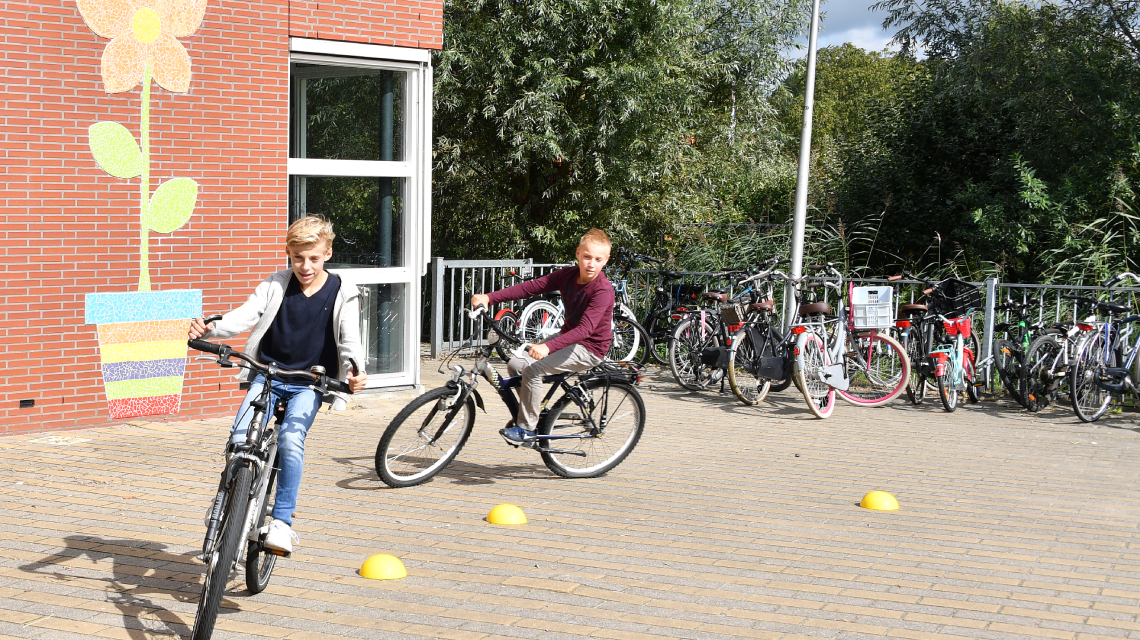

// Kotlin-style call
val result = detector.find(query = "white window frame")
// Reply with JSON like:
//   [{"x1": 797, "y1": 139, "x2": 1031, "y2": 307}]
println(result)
[{"x1": 288, "y1": 44, "x2": 432, "y2": 389}]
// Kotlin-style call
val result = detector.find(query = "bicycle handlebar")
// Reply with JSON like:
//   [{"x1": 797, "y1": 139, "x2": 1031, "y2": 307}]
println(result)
[
  {"x1": 188, "y1": 336, "x2": 353, "y2": 394},
  {"x1": 468, "y1": 305, "x2": 526, "y2": 348},
  {"x1": 1105, "y1": 272, "x2": 1140, "y2": 287}
]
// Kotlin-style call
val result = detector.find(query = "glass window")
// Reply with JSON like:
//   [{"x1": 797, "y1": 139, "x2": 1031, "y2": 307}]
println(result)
[
  {"x1": 290, "y1": 63, "x2": 406, "y2": 162},
  {"x1": 289, "y1": 176, "x2": 404, "y2": 268},
  {"x1": 358, "y1": 283, "x2": 405, "y2": 375}
]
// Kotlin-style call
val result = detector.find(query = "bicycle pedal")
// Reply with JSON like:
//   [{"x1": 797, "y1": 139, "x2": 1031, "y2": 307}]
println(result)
[{"x1": 266, "y1": 548, "x2": 291, "y2": 558}]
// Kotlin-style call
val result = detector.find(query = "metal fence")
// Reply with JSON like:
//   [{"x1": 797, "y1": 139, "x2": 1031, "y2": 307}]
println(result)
[{"x1": 424, "y1": 258, "x2": 1140, "y2": 391}]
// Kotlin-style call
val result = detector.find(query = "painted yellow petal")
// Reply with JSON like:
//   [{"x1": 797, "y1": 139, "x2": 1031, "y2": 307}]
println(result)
[
  {"x1": 101, "y1": 35, "x2": 147, "y2": 93},
  {"x1": 157, "y1": 0, "x2": 207, "y2": 38},
  {"x1": 76, "y1": 0, "x2": 141, "y2": 38},
  {"x1": 152, "y1": 34, "x2": 191, "y2": 93}
]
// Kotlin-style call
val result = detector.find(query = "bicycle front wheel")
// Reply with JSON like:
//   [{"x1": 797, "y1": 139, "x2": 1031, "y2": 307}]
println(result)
[
  {"x1": 537, "y1": 378, "x2": 645, "y2": 478},
  {"x1": 937, "y1": 360, "x2": 959, "y2": 412},
  {"x1": 245, "y1": 458, "x2": 278, "y2": 595},
  {"x1": 1071, "y1": 332, "x2": 1112, "y2": 423},
  {"x1": 668, "y1": 315, "x2": 714, "y2": 391},
  {"x1": 795, "y1": 333, "x2": 835, "y2": 419},
  {"x1": 375, "y1": 387, "x2": 476, "y2": 487},
  {"x1": 193, "y1": 465, "x2": 252, "y2": 640},
  {"x1": 993, "y1": 338, "x2": 1027, "y2": 407},
  {"x1": 837, "y1": 331, "x2": 910, "y2": 407},
  {"x1": 728, "y1": 328, "x2": 771, "y2": 405},
  {"x1": 902, "y1": 329, "x2": 929, "y2": 404},
  {"x1": 493, "y1": 309, "x2": 521, "y2": 362}
]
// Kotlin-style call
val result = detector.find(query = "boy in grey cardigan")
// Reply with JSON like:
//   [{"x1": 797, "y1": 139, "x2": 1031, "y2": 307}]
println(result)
[{"x1": 189, "y1": 217, "x2": 367, "y2": 553}]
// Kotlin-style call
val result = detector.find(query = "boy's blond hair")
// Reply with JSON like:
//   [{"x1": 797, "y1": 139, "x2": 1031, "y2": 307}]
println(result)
[
  {"x1": 579, "y1": 228, "x2": 611, "y2": 251},
  {"x1": 287, "y1": 216, "x2": 335, "y2": 250}
]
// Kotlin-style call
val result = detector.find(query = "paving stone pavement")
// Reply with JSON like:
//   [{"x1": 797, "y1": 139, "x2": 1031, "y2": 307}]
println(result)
[{"x1": 2, "y1": 361, "x2": 1140, "y2": 640}]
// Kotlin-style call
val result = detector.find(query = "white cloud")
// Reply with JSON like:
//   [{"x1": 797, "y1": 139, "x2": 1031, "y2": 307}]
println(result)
[{"x1": 819, "y1": 26, "x2": 899, "y2": 52}]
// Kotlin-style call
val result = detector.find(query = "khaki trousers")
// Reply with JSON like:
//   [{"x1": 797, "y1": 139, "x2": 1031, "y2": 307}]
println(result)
[{"x1": 508, "y1": 344, "x2": 602, "y2": 429}]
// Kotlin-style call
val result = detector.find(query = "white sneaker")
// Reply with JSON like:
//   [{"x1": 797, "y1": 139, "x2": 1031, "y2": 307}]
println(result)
[{"x1": 263, "y1": 519, "x2": 298, "y2": 554}]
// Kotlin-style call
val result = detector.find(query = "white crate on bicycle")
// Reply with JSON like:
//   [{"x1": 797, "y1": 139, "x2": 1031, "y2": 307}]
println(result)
[{"x1": 851, "y1": 286, "x2": 895, "y2": 329}]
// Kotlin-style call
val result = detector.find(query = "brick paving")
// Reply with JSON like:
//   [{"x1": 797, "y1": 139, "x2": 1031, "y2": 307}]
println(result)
[{"x1": 1, "y1": 361, "x2": 1140, "y2": 640}]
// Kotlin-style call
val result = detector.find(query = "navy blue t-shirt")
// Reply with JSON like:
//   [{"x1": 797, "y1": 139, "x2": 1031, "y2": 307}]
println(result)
[{"x1": 259, "y1": 272, "x2": 342, "y2": 377}]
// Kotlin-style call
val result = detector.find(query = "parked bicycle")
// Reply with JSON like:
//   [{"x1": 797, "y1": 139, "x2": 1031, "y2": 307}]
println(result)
[
  {"x1": 1068, "y1": 273, "x2": 1140, "y2": 422},
  {"x1": 374, "y1": 305, "x2": 646, "y2": 486},
  {"x1": 1020, "y1": 296, "x2": 1096, "y2": 412},
  {"x1": 667, "y1": 269, "x2": 756, "y2": 391},
  {"x1": 187, "y1": 324, "x2": 354, "y2": 640}
]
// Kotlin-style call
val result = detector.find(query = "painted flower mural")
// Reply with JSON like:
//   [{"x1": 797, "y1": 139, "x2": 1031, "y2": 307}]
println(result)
[{"x1": 78, "y1": 0, "x2": 207, "y2": 419}]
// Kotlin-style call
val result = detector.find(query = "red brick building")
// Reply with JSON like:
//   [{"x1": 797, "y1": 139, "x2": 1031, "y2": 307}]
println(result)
[{"x1": 0, "y1": 0, "x2": 441, "y2": 433}]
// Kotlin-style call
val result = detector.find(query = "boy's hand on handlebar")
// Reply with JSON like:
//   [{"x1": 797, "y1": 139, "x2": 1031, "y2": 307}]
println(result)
[
  {"x1": 188, "y1": 317, "x2": 214, "y2": 340},
  {"x1": 347, "y1": 369, "x2": 368, "y2": 393},
  {"x1": 528, "y1": 343, "x2": 550, "y2": 360},
  {"x1": 470, "y1": 294, "x2": 490, "y2": 310}
]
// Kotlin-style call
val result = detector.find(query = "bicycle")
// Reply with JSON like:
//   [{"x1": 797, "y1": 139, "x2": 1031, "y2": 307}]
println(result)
[
  {"x1": 187, "y1": 323, "x2": 354, "y2": 640},
  {"x1": 1021, "y1": 295, "x2": 1101, "y2": 412},
  {"x1": 608, "y1": 248, "x2": 694, "y2": 365},
  {"x1": 725, "y1": 258, "x2": 793, "y2": 404},
  {"x1": 374, "y1": 305, "x2": 646, "y2": 486},
  {"x1": 923, "y1": 278, "x2": 983, "y2": 412},
  {"x1": 1068, "y1": 272, "x2": 1140, "y2": 422},
  {"x1": 666, "y1": 270, "x2": 755, "y2": 391},
  {"x1": 791, "y1": 265, "x2": 910, "y2": 417}
]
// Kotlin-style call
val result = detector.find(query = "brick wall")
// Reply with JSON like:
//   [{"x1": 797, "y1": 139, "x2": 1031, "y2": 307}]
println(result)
[{"x1": 0, "y1": 0, "x2": 439, "y2": 434}]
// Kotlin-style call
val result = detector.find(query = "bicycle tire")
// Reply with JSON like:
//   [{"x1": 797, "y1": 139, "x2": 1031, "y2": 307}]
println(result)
[
  {"x1": 519, "y1": 300, "x2": 562, "y2": 344},
  {"x1": 964, "y1": 340, "x2": 980, "y2": 403},
  {"x1": 1023, "y1": 334, "x2": 1062, "y2": 412},
  {"x1": 537, "y1": 378, "x2": 645, "y2": 478},
  {"x1": 668, "y1": 315, "x2": 714, "y2": 391},
  {"x1": 902, "y1": 328, "x2": 929, "y2": 404},
  {"x1": 375, "y1": 387, "x2": 476, "y2": 487},
  {"x1": 727, "y1": 328, "x2": 771, "y2": 405},
  {"x1": 937, "y1": 363, "x2": 958, "y2": 412},
  {"x1": 244, "y1": 459, "x2": 278, "y2": 595},
  {"x1": 1071, "y1": 332, "x2": 1112, "y2": 423},
  {"x1": 493, "y1": 309, "x2": 521, "y2": 362},
  {"x1": 193, "y1": 465, "x2": 252, "y2": 640},
  {"x1": 609, "y1": 315, "x2": 650, "y2": 366},
  {"x1": 993, "y1": 338, "x2": 1027, "y2": 407},
  {"x1": 795, "y1": 333, "x2": 835, "y2": 419},
  {"x1": 837, "y1": 332, "x2": 910, "y2": 407}
]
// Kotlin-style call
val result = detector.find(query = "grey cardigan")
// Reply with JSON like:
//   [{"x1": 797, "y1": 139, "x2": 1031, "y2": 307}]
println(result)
[{"x1": 203, "y1": 269, "x2": 365, "y2": 409}]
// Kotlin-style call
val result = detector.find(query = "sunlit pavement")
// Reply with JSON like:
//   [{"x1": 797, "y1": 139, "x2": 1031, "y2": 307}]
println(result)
[{"x1": 1, "y1": 361, "x2": 1139, "y2": 640}]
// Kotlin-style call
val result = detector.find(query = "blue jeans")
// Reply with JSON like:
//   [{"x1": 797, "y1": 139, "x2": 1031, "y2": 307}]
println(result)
[{"x1": 230, "y1": 375, "x2": 322, "y2": 526}]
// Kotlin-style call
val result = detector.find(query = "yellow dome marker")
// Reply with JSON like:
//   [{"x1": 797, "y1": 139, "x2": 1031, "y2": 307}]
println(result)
[
  {"x1": 487, "y1": 503, "x2": 527, "y2": 525},
  {"x1": 860, "y1": 491, "x2": 899, "y2": 511},
  {"x1": 359, "y1": 554, "x2": 406, "y2": 580}
]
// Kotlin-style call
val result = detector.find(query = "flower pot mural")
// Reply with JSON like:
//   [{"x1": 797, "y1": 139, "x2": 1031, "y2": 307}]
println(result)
[
  {"x1": 77, "y1": 0, "x2": 208, "y2": 419},
  {"x1": 86, "y1": 291, "x2": 202, "y2": 419}
]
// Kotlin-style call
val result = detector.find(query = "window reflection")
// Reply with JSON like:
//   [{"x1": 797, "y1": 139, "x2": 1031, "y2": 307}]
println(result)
[
  {"x1": 358, "y1": 283, "x2": 405, "y2": 375},
  {"x1": 289, "y1": 176, "x2": 404, "y2": 268},
  {"x1": 290, "y1": 63, "x2": 406, "y2": 162}
]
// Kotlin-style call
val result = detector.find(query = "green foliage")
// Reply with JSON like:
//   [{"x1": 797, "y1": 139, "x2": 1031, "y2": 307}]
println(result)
[{"x1": 432, "y1": 0, "x2": 809, "y2": 262}]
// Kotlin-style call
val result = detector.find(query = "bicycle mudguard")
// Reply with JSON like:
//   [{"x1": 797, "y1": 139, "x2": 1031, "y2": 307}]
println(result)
[{"x1": 470, "y1": 388, "x2": 486, "y2": 413}]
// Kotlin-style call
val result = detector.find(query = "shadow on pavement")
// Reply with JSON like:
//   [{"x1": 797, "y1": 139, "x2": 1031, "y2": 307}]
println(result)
[
  {"x1": 18, "y1": 535, "x2": 216, "y2": 639},
  {"x1": 333, "y1": 455, "x2": 552, "y2": 489}
]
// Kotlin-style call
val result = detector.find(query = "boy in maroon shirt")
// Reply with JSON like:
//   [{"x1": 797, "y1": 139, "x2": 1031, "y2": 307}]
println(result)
[{"x1": 470, "y1": 229, "x2": 615, "y2": 443}]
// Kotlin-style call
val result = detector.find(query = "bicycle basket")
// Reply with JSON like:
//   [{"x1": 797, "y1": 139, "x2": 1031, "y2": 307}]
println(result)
[
  {"x1": 719, "y1": 303, "x2": 747, "y2": 326},
  {"x1": 851, "y1": 286, "x2": 894, "y2": 329},
  {"x1": 943, "y1": 316, "x2": 972, "y2": 338},
  {"x1": 672, "y1": 283, "x2": 703, "y2": 305},
  {"x1": 928, "y1": 278, "x2": 981, "y2": 315}
]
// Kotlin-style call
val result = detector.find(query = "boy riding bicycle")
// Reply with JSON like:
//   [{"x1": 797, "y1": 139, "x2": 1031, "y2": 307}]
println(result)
[
  {"x1": 470, "y1": 228, "x2": 615, "y2": 444},
  {"x1": 188, "y1": 216, "x2": 367, "y2": 553}
]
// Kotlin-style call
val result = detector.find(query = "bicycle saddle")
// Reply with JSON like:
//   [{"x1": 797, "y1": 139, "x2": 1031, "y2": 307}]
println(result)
[
  {"x1": 703, "y1": 291, "x2": 729, "y2": 303},
  {"x1": 798, "y1": 301, "x2": 831, "y2": 316},
  {"x1": 661, "y1": 271, "x2": 684, "y2": 280},
  {"x1": 1098, "y1": 300, "x2": 1131, "y2": 314},
  {"x1": 749, "y1": 300, "x2": 776, "y2": 313},
  {"x1": 897, "y1": 303, "x2": 927, "y2": 316}
]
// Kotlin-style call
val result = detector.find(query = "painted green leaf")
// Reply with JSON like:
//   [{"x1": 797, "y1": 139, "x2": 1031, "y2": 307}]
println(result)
[
  {"x1": 88, "y1": 122, "x2": 143, "y2": 179},
  {"x1": 145, "y1": 178, "x2": 198, "y2": 233}
]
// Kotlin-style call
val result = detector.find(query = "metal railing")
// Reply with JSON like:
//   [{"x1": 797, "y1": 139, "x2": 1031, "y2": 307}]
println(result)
[{"x1": 424, "y1": 257, "x2": 1140, "y2": 395}]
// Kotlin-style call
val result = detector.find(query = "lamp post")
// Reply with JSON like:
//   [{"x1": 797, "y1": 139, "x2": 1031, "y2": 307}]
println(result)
[{"x1": 785, "y1": 0, "x2": 822, "y2": 328}]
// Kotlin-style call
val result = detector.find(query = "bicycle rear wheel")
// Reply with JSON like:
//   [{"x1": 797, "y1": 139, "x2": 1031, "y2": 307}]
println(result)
[
  {"x1": 520, "y1": 300, "x2": 561, "y2": 343},
  {"x1": 609, "y1": 315, "x2": 650, "y2": 366},
  {"x1": 727, "y1": 328, "x2": 771, "y2": 405},
  {"x1": 375, "y1": 387, "x2": 476, "y2": 487},
  {"x1": 1071, "y1": 332, "x2": 1112, "y2": 423},
  {"x1": 537, "y1": 378, "x2": 645, "y2": 478},
  {"x1": 245, "y1": 458, "x2": 278, "y2": 595},
  {"x1": 668, "y1": 315, "x2": 714, "y2": 391},
  {"x1": 993, "y1": 338, "x2": 1027, "y2": 407},
  {"x1": 795, "y1": 333, "x2": 835, "y2": 419},
  {"x1": 1023, "y1": 334, "x2": 1061, "y2": 412},
  {"x1": 837, "y1": 332, "x2": 910, "y2": 407},
  {"x1": 902, "y1": 329, "x2": 929, "y2": 404},
  {"x1": 193, "y1": 465, "x2": 252, "y2": 640},
  {"x1": 493, "y1": 309, "x2": 521, "y2": 362}
]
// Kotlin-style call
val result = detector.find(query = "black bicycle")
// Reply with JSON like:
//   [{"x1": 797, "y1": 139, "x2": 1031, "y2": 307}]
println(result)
[
  {"x1": 374, "y1": 305, "x2": 646, "y2": 487},
  {"x1": 188, "y1": 323, "x2": 353, "y2": 640}
]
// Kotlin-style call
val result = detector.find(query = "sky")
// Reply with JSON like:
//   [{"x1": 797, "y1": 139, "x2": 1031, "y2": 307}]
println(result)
[{"x1": 812, "y1": 1, "x2": 897, "y2": 52}]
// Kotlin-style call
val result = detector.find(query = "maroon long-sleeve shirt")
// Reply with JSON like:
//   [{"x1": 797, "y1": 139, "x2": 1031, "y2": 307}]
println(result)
[{"x1": 488, "y1": 266, "x2": 614, "y2": 358}]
